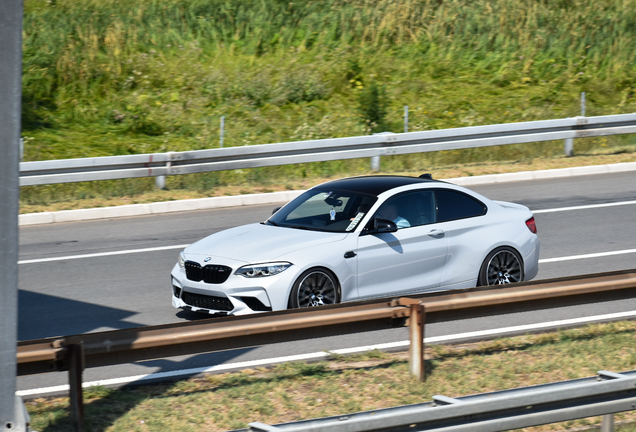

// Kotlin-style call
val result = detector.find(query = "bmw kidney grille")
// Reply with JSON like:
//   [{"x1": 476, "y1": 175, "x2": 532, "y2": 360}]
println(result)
[{"x1": 184, "y1": 261, "x2": 232, "y2": 284}]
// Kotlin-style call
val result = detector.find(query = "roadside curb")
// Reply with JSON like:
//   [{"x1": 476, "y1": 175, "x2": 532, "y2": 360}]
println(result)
[{"x1": 19, "y1": 161, "x2": 636, "y2": 226}]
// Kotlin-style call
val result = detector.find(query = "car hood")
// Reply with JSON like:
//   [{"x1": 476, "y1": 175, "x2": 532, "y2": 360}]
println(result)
[{"x1": 184, "y1": 223, "x2": 349, "y2": 264}]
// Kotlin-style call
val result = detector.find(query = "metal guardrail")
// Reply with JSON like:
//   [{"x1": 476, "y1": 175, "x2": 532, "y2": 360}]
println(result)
[
  {"x1": 17, "y1": 269, "x2": 636, "y2": 376},
  {"x1": 246, "y1": 369, "x2": 636, "y2": 432},
  {"x1": 19, "y1": 113, "x2": 636, "y2": 186},
  {"x1": 16, "y1": 269, "x2": 636, "y2": 431}
]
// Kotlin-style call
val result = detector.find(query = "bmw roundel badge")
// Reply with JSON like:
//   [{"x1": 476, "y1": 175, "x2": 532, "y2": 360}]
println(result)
[{"x1": 204, "y1": 257, "x2": 212, "y2": 262}]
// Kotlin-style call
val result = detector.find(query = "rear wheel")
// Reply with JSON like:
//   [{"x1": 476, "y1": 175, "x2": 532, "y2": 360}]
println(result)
[
  {"x1": 478, "y1": 247, "x2": 524, "y2": 286},
  {"x1": 289, "y1": 268, "x2": 340, "y2": 308}
]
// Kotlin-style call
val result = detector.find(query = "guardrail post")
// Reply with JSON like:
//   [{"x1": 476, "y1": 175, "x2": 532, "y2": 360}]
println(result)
[
  {"x1": 564, "y1": 138, "x2": 574, "y2": 157},
  {"x1": 68, "y1": 343, "x2": 86, "y2": 432},
  {"x1": 155, "y1": 175, "x2": 166, "y2": 189},
  {"x1": 409, "y1": 303, "x2": 426, "y2": 382},
  {"x1": 601, "y1": 414, "x2": 614, "y2": 432},
  {"x1": 371, "y1": 155, "x2": 380, "y2": 171},
  {"x1": 565, "y1": 93, "x2": 587, "y2": 157},
  {"x1": 155, "y1": 152, "x2": 174, "y2": 189}
]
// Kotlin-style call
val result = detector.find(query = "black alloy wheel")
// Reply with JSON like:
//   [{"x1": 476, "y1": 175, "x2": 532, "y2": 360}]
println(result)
[
  {"x1": 290, "y1": 268, "x2": 340, "y2": 308},
  {"x1": 478, "y1": 247, "x2": 524, "y2": 286}
]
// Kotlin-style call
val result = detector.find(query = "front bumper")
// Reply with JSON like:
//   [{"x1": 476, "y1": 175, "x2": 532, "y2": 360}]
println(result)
[{"x1": 170, "y1": 263, "x2": 296, "y2": 315}]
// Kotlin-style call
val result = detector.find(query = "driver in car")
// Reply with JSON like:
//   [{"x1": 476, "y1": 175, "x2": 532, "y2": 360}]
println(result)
[{"x1": 377, "y1": 203, "x2": 410, "y2": 229}]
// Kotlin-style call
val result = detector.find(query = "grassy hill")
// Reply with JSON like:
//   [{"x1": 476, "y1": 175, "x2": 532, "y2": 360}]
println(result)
[{"x1": 21, "y1": 0, "x2": 636, "y2": 206}]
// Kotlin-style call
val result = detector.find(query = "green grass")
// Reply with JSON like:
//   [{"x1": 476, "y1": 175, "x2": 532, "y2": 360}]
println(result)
[
  {"x1": 20, "y1": 0, "x2": 636, "y2": 208},
  {"x1": 25, "y1": 321, "x2": 636, "y2": 431}
]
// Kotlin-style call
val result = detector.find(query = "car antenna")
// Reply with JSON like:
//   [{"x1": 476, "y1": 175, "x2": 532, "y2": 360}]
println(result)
[{"x1": 419, "y1": 173, "x2": 433, "y2": 180}]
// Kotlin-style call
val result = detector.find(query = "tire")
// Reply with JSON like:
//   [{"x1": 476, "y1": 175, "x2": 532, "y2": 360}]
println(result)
[
  {"x1": 289, "y1": 268, "x2": 341, "y2": 309},
  {"x1": 477, "y1": 247, "x2": 524, "y2": 286}
]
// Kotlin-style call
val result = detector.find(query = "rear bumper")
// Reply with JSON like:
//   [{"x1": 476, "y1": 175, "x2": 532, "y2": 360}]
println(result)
[{"x1": 523, "y1": 238, "x2": 540, "y2": 281}]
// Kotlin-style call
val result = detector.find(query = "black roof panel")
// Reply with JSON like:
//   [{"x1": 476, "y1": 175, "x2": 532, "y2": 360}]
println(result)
[{"x1": 314, "y1": 176, "x2": 436, "y2": 196}]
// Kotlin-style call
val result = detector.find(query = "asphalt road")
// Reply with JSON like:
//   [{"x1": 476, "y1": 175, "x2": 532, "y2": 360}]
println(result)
[{"x1": 17, "y1": 172, "x2": 636, "y2": 393}]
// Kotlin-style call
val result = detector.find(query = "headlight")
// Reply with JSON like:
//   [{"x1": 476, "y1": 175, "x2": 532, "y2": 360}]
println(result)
[
  {"x1": 235, "y1": 262, "x2": 292, "y2": 278},
  {"x1": 178, "y1": 252, "x2": 186, "y2": 269}
]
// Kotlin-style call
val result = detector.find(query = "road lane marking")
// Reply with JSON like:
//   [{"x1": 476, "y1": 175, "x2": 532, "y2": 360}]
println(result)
[
  {"x1": 17, "y1": 309, "x2": 636, "y2": 397},
  {"x1": 539, "y1": 248, "x2": 636, "y2": 263},
  {"x1": 533, "y1": 199, "x2": 636, "y2": 214},
  {"x1": 18, "y1": 244, "x2": 190, "y2": 265},
  {"x1": 20, "y1": 245, "x2": 636, "y2": 266},
  {"x1": 17, "y1": 199, "x2": 636, "y2": 264}
]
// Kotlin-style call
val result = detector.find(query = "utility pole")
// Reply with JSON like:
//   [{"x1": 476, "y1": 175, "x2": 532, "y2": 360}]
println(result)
[{"x1": 0, "y1": 0, "x2": 27, "y2": 430}]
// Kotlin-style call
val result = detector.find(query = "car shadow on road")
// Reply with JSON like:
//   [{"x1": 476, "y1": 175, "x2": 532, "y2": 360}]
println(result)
[{"x1": 18, "y1": 290, "x2": 145, "y2": 341}]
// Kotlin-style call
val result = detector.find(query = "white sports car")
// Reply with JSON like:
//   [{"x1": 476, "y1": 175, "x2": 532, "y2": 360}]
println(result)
[{"x1": 171, "y1": 174, "x2": 540, "y2": 316}]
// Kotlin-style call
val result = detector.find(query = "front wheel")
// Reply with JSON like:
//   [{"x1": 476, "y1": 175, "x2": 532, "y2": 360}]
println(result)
[
  {"x1": 478, "y1": 247, "x2": 524, "y2": 286},
  {"x1": 289, "y1": 268, "x2": 340, "y2": 309}
]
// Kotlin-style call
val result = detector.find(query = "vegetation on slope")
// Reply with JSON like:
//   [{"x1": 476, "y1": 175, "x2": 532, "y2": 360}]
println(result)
[
  {"x1": 21, "y1": 0, "x2": 636, "y2": 206},
  {"x1": 26, "y1": 321, "x2": 636, "y2": 431}
]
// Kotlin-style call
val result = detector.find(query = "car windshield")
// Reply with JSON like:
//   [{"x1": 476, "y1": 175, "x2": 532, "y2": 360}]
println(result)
[{"x1": 267, "y1": 189, "x2": 377, "y2": 233}]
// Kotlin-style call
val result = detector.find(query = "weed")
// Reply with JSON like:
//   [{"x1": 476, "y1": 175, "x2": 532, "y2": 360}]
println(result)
[{"x1": 19, "y1": 0, "x2": 636, "y2": 207}]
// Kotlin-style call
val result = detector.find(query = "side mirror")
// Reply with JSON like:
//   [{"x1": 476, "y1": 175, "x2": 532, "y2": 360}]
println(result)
[
  {"x1": 372, "y1": 218, "x2": 398, "y2": 233},
  {"x1": 272, "y1": 207, "x2": 281, "y2": 215}
]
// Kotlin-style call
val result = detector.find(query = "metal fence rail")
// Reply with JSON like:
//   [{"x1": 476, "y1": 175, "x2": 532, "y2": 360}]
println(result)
[
  {"x1": 16, "y1": 269, "x2": 636, "y2": 431},
  {"x1": 17, "y1": 269, "x2": 636, "y2": 376},
  {"x1": 19, "y1": 113, "x2": 636, "y2": 186},
  {"x1": 246, "y1": 369, "x2": 636, "y2": 432}
]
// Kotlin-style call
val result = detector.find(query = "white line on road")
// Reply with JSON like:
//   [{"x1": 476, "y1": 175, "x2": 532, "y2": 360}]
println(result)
[
  {"x1": 533, "y1": 199, "x2": 636, "y2": 214},
  {"x1": 17, "y1": 199, "x2": 636, "y2": 265},
  {"x1": 539, "y1": 248, "x2": 636, "y2": 263},
  {"x1": 21, "y1": 246, "x2": 636, "y2": 265},
  {"x1": 17, "y1": 309, "x2": 636, "y2": 397},
  {"x1": 18, "y1": 244, "x2": 190, "y2": 265}
]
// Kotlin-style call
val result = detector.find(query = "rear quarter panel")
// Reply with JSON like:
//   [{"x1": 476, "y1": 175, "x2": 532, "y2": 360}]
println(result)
[{"x1": 439, "y1": 202, "x2": 537, "y2": 287}]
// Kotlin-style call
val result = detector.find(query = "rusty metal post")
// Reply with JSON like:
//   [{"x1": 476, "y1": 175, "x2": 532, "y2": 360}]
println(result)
[
  {"x1": 68, "y1": 344, "x2": 86, "y2": 432},
  {"x1": 409, "y1": 304, "x2": 425, "y2": 382}
]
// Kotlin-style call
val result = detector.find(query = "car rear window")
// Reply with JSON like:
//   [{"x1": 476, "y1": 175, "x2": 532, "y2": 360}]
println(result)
[{"x1": 436, "y1": 189, "x2": 486, "y2": 222}]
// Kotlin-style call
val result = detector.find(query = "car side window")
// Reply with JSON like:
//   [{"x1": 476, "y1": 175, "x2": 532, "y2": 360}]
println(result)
[
  {"x1": 372, "y1": 190, "x2": 437, "y2": 229},
  {"x1": 435, "y1": 189, "x2": 486, "y2": 222}
]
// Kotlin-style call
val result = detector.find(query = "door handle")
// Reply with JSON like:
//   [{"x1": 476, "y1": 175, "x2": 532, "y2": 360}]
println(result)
[{"x1": 428, "y1": 229, "x2": 445, "y2": 237}]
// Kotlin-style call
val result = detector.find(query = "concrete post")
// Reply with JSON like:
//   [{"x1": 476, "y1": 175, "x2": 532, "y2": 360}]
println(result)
[{"x1": 0, "y1": 0, "x2": 23, "y2": 429}]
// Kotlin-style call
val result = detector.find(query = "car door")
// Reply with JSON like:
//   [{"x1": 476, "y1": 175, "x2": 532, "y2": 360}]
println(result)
[
  {"x1": 433, "y1": 189, "x2": 489, "y2": 287},
  {"x1": 355, "y1": 190, "x2": 448, "y2": 299}
]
